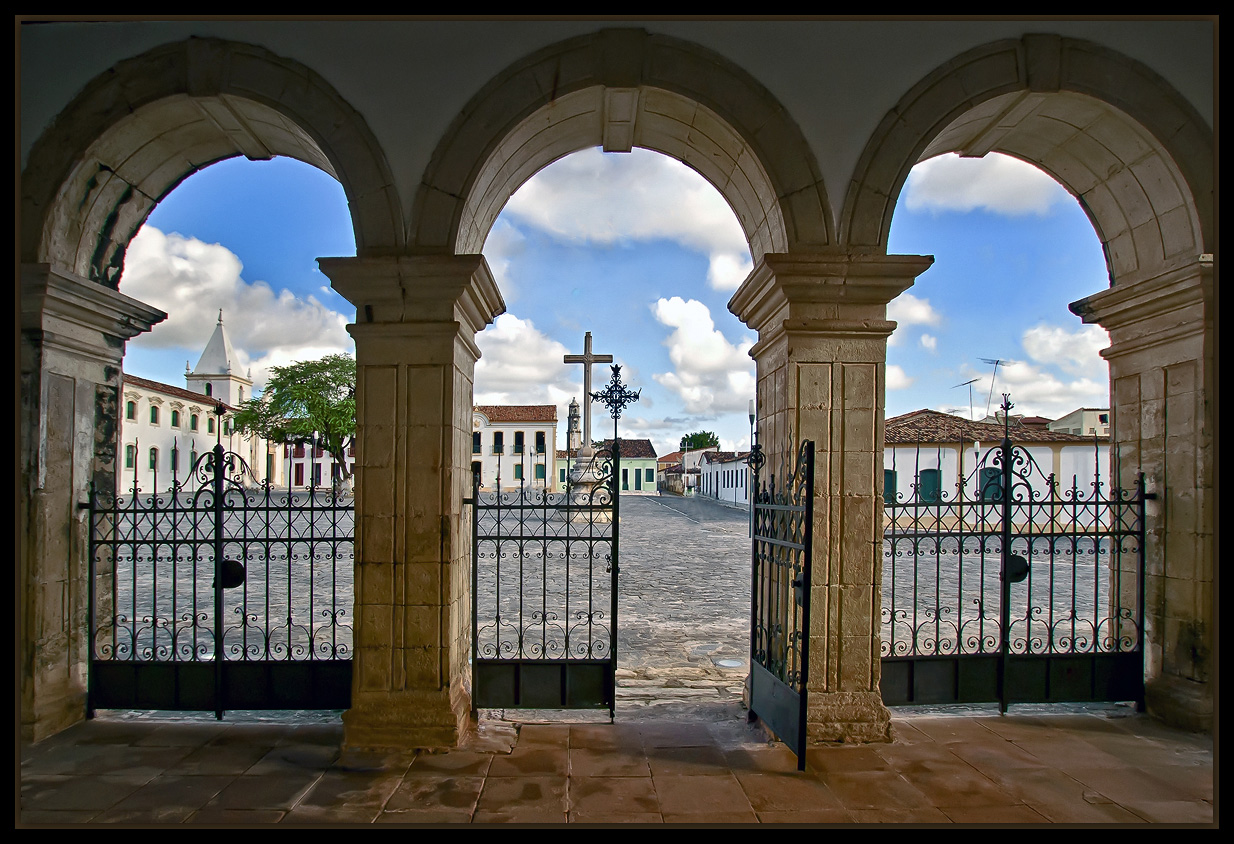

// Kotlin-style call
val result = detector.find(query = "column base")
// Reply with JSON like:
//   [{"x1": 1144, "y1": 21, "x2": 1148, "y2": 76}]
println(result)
[
  {"x1": 343, "y1": 678, "x2": 472, "y2": 750},
  {"x1": 1145, "y1": 674, "x2": 1213, "y2": 733},
  {"x1": 21, "y1": 690, "x2": 88, "y2": 744},
  {"x1": 807, "y1": 691, "x2": 892, "y2": 744}
]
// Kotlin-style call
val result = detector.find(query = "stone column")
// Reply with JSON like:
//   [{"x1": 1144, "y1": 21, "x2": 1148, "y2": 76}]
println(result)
[
  {"x1": 1070, "y1": 255, "x2": 1213, "y2": 731},
  {"x1": 321, "y1": 255, "x2": 504, "y2": 749},
  {"x1": 20, "y1": 264, "x2": 165, "y2": 742},
  {"x1": 730, "y1": 251, "x2": 932, "y2": 743}
]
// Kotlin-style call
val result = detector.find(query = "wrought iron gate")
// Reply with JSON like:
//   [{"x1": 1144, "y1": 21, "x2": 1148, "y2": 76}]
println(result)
[
  {"x1": 880, "y1": 402, "x2": 1148, "y2": 710},
  {"x1": 86, "y1": 444, "x2": 353, "y2": 716},
  {"x1": 748, "y1": 439, "x2": 814, "y2": 770},
  {"x1": 469, "y1": 446, "x2": 619, "y2": 718}
]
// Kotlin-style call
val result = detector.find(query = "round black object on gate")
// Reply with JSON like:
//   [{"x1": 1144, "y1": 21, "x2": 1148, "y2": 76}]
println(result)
[
  {"x1": 1004, "y1": 554, "x2": 1029, "y2": 584},
  {"x1": 213, "y1": 559, "x2": 246, "y2": 589}
]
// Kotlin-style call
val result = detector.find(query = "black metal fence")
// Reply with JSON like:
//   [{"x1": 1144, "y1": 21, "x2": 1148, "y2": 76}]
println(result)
[
  {"x1": 880, "y1": 421, "x2": 1148, "y2": 709},
  {"x1": 86, "y1": 444, "x2": 353, "y2": 715},
  {"x1": 469, "y1": 446, "x2": 619, "y2": 717}
]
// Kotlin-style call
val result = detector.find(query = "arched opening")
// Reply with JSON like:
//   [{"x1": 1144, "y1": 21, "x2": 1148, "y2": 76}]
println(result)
[
  {"x1": 472, "y1": 145, "x2": 759, "y2": 717},
  {"x1": 848, "y1": 36, "x2": 1213, "y2": 726}
]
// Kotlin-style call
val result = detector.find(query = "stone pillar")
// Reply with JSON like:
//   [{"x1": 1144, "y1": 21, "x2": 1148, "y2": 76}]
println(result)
[
  {"x1": 20, "y1": 264, "x2": 165, "y2": 743},
  {"x1": 321, "y1": 255, "x2": 504, "y2": 749},
  {"x1": 1070, "y1": 256, "x2": 1213, "y2": 731},
  {"x1": 730, "y1": 252, "x2": 932, "y2": 743}
]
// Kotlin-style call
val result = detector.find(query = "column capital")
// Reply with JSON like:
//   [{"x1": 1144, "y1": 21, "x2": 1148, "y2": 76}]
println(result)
[
  {"x1": 21, "y1": 263, "x2": 166, "y2": 365},
  {"x1": 729, "y1": 252, "x2": 933, "y2": 340},
  {"x1": 319, "y1": 254, "x2": 505, "y2": 338},
  {"x1": 1070, "y1": 255, "x2": 1211, "y2": 359}
]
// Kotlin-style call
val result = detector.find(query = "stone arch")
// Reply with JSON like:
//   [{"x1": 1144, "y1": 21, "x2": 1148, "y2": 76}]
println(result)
[
  {"x1": 411, "y1": 28, "x2": 832, "y2": 262},
  {"x1": 21, "y1": 37, "x2": 403, "y2": 286},
  {"x1": 842, "y1": 34, "x2": 1213, "y2": 283}
]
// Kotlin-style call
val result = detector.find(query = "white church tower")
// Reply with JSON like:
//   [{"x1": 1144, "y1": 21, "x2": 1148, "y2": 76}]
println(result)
[{"x1": 184, "y1": 310, "x2": 253, "y2": 406}]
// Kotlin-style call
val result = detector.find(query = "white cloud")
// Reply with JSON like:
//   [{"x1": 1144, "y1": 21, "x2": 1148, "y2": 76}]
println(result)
[
  {"x1": 481, "y1": 217, "x2": 526, "y2": 297},
  {"x1": 121, "y1": 226, "x2": 353, "y2": 388},
  {"x1": 956, "y1": 357, "x2": 1109, "y2": 421},
  {"x1": 1022, "y1": 323, "x2": 1109, "y2": 377},
  {"x1": 886, "y1": 365, "x2": 914, "y2": 391},
  {"x1": 887, "y1": 292, "x2": 941, "y2": 346},
  {"x1": 904, "y1": 152, "x2": 1069, "y2": 216},
  {"x1": 651, "y1": 297, "x2": 755, "y2": 414},
  {"x1": 503, "y1": 147, "x2": 753, "y2": 291},
  {"x1": 474, "y1": 313, "x2": 580, "y2": 414},
  {"x1": 919, "y1": 334, "x2": 937, "y2": 353}
]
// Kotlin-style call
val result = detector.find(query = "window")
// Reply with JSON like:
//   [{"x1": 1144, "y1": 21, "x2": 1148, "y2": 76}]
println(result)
[
  {"x1": 535, "y1": 431, "x2": 546, "y2": 454},
  {"x1": 514, "y1": 464, "x2": 523, "y2": 480},
  {"x1": 191, "y1": 450, "x2": 198, "y2": 468},
  {"x1": 224, "y1": 420, "x2": 231, "y2": 436},
  {"x1": 312, "y1": 464, "x2": 322, "y2": 486},
  {"x1": 514, "y1": 431, "x2": 524, "y2": 454},
  {"x1": 171, "y1": 409, "x2": 180, "y2": 427},
  {"x1": 492, "y1": 432, "x2": 503, "y2": 454},
  {"x1": 472, "y1": 432, "x2": 481, "y2": 454},
  {"x1": 294, "y1": 463, "x2": 304, "y2": 486},
  {"x1": 919, "y1": 469, "x2": 942, "y2": 504},
  {"x1": 125, "y1": 444, "x2": 135, "y2": 469},
  {"x1": 472, "y1": 461, "x2": 482, "y2": 479},
  {"x1": 190, "y1": 413, "x2": 199, "y2": 431},
  {"x1": 980, "y1": 467, "x2": 1003, "y2": 502},
  {"x1": 149, "y1": 447, "x2": 159, "y2": 471},
  {"x1": 560, "y1": 468, "x2": 566, "y2": 484},
  {"x1": 208, "y1": 418, "x2": 216, "y2": 434},
  {"x1": 170, "y1": 446, "x2": 179, "y2": 473},
  {"x1": 149, "y1": 406, "x2": 159, "y2": 424},
  {"x1": 645, "y1": 468, "x2": 653, "y2": 483},
  {"x1": 884, "y1": 470, "x2": 897, "y2": 503},
  {"x1": 535, "y1": 464, "x2": 546, "y2": 480},
  {"x1": 205, "y1": 383, "x2": 212, "y2": 396},
  {"x1": 622, "y1": 468, "x2": 629, "y2": 490},
  {"x1": 125, "y1": 401, "x2": 136, "y2": 420}
]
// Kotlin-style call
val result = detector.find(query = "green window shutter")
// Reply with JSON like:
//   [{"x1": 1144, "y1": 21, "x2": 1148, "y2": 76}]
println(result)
[
  {"x1": 919, "y1": 468, "x2": 942, "y2": 503},
  {"x1": 884, "y1": 469, "x2": 897, "y2": 502}
]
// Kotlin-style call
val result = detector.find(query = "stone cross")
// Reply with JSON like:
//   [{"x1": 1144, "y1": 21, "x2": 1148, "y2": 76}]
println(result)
[{"x1": 563, "y1": 331, "x2": 612, "y2": 454}]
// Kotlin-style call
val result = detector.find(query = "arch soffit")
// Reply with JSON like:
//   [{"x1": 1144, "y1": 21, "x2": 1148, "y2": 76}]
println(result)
[
  {"x1": 844, "y1": 35, "x2": 1213, "y2": 286},
  {"x1": 413, "y1": 29, "x2": 831, "y2": 261},
  {"x1": 22, "y1": 37, "x2": 403, "y2": 285}
]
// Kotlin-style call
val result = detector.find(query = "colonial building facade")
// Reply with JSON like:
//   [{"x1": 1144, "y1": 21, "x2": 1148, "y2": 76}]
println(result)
[
  {"x1": 21, "y1": 21, "x2": 1214, "y2": 746},
  {"x1": 471, "y1": 405, "x2": 558, "y2": 491}
]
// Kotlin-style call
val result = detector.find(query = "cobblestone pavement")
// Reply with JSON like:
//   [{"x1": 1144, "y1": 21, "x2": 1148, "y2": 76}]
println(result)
[{"x1": 613, "y1": 494, "x2": 752, "y2": 715}]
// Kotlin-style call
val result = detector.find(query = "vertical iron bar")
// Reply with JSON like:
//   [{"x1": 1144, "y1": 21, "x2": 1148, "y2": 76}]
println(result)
[
  {"x1": 608, "y1": 443, "x2": 620, "y2": 721},
  {"x1": 212, "y1": 443, "x2": 225, "y2": 719},
  {"x1": 998, "y1": 426, "x2": 1013, "y2": 714}
]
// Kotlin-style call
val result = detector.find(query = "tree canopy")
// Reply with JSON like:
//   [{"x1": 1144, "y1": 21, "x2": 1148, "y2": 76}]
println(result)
[
  {"x1": 233, "y1": 354, "x2": 356, "y2": 481},
  {"x1": 679, "y1": 431, "x2": 719, "y2": 450}
]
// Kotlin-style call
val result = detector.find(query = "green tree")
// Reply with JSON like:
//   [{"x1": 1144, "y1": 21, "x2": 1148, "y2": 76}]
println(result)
[
  {"x1": 679, "y1": 431, "x2": 720, "y2": 450},
  {"x1": 233, "y1": 354, "x2": 356, "y2": 485}
]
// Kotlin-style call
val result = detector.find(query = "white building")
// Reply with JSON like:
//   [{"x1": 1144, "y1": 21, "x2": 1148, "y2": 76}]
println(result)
[
  {"x1": 699, "y1": 451, "x2": 751, "y2": 506},
  {"x1": 1049, "y1": 407, "x2": 1112, "y2": 438},
  {"x1": 118, "y1": 313, "x2": 280, "y2": 493},
  {"x1": 471, "y1": 405, "x2": 558, "y2": 491},
  {"x1": 883, "y1": 409, "x2": 1112, "y2": 530}
]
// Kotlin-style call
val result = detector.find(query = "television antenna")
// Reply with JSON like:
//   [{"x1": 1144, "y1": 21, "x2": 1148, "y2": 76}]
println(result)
[
  {"x1": 952, "y1": 377, "x2": 979, "y2": 420},
  {"x1": 978, "y1": 358, "x2": 1007, "y2": 418}
]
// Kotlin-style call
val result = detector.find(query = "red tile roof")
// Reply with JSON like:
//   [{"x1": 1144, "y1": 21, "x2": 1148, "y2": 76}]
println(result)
[
  {"x1": 886, "y1": 409, "x2": 1103, "y2": 444},
  {"x1": 122, "y1": 375, "x2": 237, "y2": 411},
  {"x1": 596, "y1": 438, "x2": 658, "y2": 459},
  {"x1": 474, "y1": 405, "x2": 557, "y2": 423}
]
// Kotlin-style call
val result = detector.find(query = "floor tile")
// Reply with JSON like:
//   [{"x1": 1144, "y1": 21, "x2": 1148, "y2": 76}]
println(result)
[
  {"x1": 385, "y1": 775, "x2": 485, "y2": 813},
  {"x1": 475, "y1": 775, "x2": 568, "y2": 814},
  {"x1": 653, "y1": 773, "x2": 752, "y2": 815},
  {"x1": 569, "y1": 775, "x2": 660, "y2": 814},
  {"x1": 570, "y1": 746, "x2": 651, "y2": 776}
]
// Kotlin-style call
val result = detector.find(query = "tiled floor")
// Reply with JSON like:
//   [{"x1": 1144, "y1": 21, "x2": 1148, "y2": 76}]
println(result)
[{"x1": 19, "y1": 707, "x2": 1214, "y2": 825}]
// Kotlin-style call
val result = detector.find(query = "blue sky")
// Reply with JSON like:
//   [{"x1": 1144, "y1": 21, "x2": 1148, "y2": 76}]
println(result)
[{"x1": 122, "y1": 149, "x2": 1111, "y2": 457}]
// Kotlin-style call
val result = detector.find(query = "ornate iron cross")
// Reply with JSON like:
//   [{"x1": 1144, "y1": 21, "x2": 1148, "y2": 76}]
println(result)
[{"x1": 591, "y1": 364, "x2": 641, "y2": 442}]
